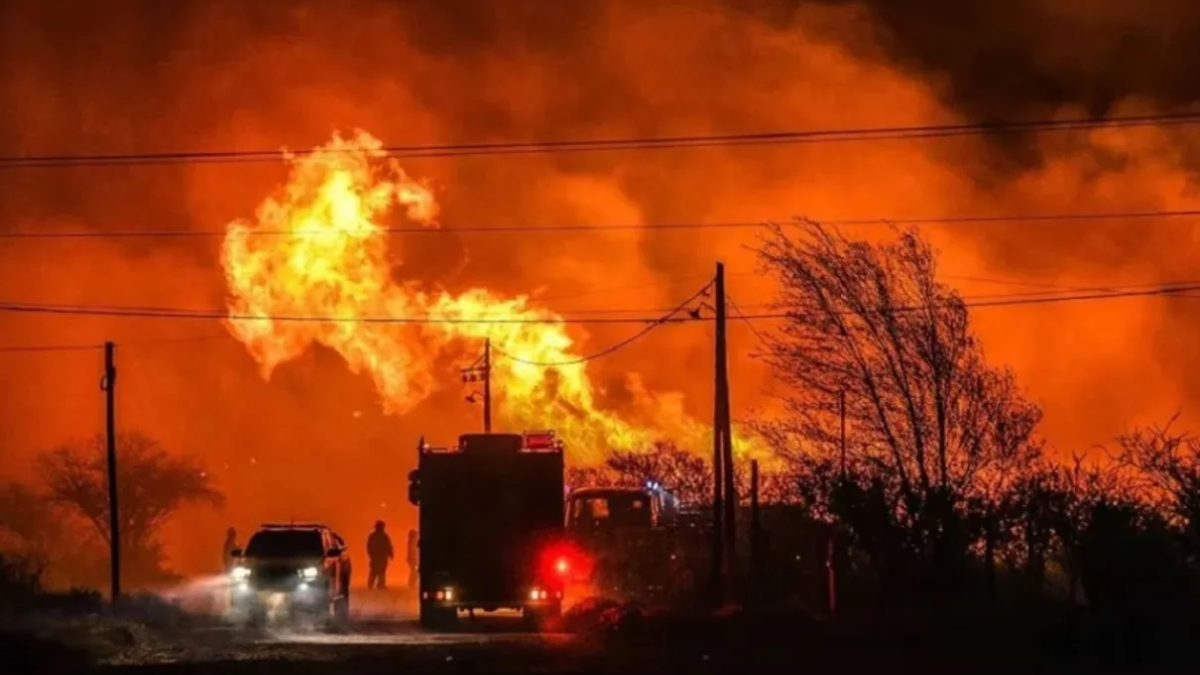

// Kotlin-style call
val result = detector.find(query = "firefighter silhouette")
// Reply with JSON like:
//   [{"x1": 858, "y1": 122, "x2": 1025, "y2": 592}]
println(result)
[
  {"x1": 367, "y1": 520, "x2": 394, "y2": 589},
  {"x1": 406, "y1": 529, "x2": 419, "y2": 591},
  {"x1": 222, "y1": 527, "x2": 239, "y2": 572}
]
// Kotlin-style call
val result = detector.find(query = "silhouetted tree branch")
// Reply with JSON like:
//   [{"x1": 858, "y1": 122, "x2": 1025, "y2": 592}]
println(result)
[
  {"x1": 36, "y1": 432, "x2": 223, "y2": 576},
  {"x1": 567, "y1": 441, "x2": 794, "y2": 508},
  {"x1": 1115, "y1": 416, "x2": 1200, "y2": 538},
  {"x1": 755, "y1": 221, "x2": 1042, "y2": 589}
]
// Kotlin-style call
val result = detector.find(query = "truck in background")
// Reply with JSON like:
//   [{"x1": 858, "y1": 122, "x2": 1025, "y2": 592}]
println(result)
[{"x1": 565, "y1": 484, "x2": 686, "y2": 601}]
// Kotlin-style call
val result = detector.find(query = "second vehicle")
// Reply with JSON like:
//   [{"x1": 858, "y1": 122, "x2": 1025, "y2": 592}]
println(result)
[{"x1": 228, "y1": 522, "x2": 352, "y2": 624}]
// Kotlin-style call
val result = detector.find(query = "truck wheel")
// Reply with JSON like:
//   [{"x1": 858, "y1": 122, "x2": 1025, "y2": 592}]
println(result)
[
  {"x1": 334, "y1": 594, "x2": 350, "y2": 623},
  {"x1": 523, "y1": 602, "x2": 562, "y2": 631},
  {"x1": 419, "y1": 603, "x2": 458, "y2": 631},
  {"x1": 244, "y1": 601, "x2": 268, "y2": 627}
]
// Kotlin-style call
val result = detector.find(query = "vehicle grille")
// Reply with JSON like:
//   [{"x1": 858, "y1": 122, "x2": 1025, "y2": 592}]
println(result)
[{"x1": 253, "y1": 565, "x2": 298, "y2": 588}]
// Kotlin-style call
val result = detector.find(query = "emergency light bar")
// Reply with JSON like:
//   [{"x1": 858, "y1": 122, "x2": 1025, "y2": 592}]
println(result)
[
  {"x1": 420, "y1": 431, "x2": 564, "y2": 454},
  {"x1": 522, "y1": 430, "x2": 561, "y2": 451}
]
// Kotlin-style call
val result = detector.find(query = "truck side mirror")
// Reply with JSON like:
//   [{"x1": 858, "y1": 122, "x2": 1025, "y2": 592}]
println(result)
[
  {"x1": 230, "y1": 548, "x2": 243, "y2": 558},
  {"x1": 407, "y1": 469, "x2": 421, "y2": 506},
  {"x1": 326, "y1": 547, "x2": 342, "y2": 558}
]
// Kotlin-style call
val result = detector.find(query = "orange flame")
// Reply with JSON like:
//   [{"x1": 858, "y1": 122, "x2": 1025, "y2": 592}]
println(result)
[{"x1": 219, "y1": 130, "x2": 771, "y2": 465}]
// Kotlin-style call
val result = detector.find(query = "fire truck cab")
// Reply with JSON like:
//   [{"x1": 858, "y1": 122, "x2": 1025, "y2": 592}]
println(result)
[
  {"x1": 408, "y1": 430, "x2": 568, "y2": 630},
  {"x1": 566, "y1": 485, "x2": 672, "y2": 532},
  {"x1": 564, "y1": 484, "x2": 680, "y2": 601}
]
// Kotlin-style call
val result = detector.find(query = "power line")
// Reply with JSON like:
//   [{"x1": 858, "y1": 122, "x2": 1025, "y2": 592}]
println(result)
[
  {"x1": 2, "y1": 111, "x2": 1198, "y2": 170},
  {"x1": 583, "y1": 278, "x2": 1200, "y2": 314},
  {"x1": 743, "y1": 282, "x2": 1200, "y2": 320},
  {"x1": 0, "y1": 281, "x2": 1195, "y2": 329},
  {"x1": 6, "y1": 208, "x2": 1200, "y2": 240},
  {"x1": 531, "y1": 272, "x2": 747, "y2": 303},
  {"x1": 0, "y1": 343, "x2": 101, "y2": 354},
  {"x1": 726, "y1": 294, "x2": 771, "y2": 344},
  {"x1": 492, "y1": 282, "x2": 714, "y2": 367},
  {"x1": 0, "y1": 300, "x2": 684, "y2": 325},
  {"x1": 825, "y1": 209, "x2": 1200, "y2": 227},
  {"x1": 944, "y1": 274, "x2": 1087, "y2": 291},
  {"x1": 0, "y1": 333, "x2": 229, "y2": 356},
  {"x1": 943, "y1": 275, "x2": 1200, "y2": 301}
]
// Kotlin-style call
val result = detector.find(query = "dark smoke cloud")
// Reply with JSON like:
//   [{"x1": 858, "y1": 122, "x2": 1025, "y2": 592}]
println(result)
[{"x1": 766, "y1": 0, "x2": 1200, "y2": 119}]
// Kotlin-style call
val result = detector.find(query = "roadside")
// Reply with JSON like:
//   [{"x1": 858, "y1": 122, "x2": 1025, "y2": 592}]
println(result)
[{"x1": 3, "y1": 589, "x2": 1156, "y2": 673}]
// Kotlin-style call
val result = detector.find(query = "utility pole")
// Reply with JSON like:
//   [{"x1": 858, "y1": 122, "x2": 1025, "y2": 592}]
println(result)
[
  {"x1": 833, "y1": 390, "x2": 845, "y2": 614},
  {"x1": 826, "y1": 531, "x2": 837, "y2": 616},
  {"x1": 839, "y1": 389, "x2": 847, "y2": 480},
  {"x1": 101, "y1": 342, "x2": 120, "y2": 603},
  {"x1": 749, "y1": 459, "x2": 760, "y2": 602},
  {"x1": 483, "y1": 339, "x2": 491, "y2": 433},
  {"x1": 460, "y1": 340, "x2": 492, "y2": 433},
  {"x1": 710, "y1": 268, "x2": 725, "y2": 606},
  {"x1": 712, "y1": 262, "x2": 738, "y2": 600}
]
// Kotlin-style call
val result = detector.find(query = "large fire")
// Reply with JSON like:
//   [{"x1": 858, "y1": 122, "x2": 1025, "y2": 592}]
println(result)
[{"x1": 220, "y1": 130, "x2": 759, "y2": 464}]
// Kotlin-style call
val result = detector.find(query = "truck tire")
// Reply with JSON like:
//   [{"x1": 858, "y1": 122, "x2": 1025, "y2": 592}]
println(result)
[
  {"x1": 419, "y1": 602, "x2": 458, "y2": 631},
  {"x1": 523, "y1": 601, "x2": 562, "y2": 631},
  {"x1": 334, "y1": 593, "x2": 350, "y2": 623},
  {"x1": 240, "y1": 600, "x2": 267, "y2": 627}
]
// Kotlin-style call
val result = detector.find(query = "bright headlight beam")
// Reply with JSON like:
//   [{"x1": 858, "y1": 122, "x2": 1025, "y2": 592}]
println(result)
[
  {"x1": 231, "y1": 566, "x2": 251, "y2": 580},
  {"x1": 301, "y1": 566, "x2": 319, "y2": 580}
]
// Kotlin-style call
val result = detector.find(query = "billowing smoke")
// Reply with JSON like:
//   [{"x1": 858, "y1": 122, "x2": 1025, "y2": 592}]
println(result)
[{"x1": 0, "y1": 0, "x2": 1196, "y2": 580}]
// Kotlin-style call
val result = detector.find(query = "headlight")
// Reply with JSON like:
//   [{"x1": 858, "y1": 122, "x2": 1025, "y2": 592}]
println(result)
[
  {"x1": 300, "y1": 566, "x2": 319, "y2": 580},
  {"x1": 231, "y1": 566, "x2": 251, "y2": 581}
]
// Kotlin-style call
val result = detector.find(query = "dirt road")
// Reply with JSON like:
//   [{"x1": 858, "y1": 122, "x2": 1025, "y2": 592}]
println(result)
[{"x1": 11, "y1": 591, "x2": 1043, "y2": 674}]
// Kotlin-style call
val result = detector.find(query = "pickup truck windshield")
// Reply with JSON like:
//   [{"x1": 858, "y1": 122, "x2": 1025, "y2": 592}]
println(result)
[{"x1": 245, "y1": 530, "x2": 323, "y2": 557}]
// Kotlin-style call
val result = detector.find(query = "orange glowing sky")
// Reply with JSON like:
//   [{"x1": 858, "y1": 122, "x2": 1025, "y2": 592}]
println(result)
[{"x1": 1, "y1": 0, "x2": 1198, "y2": 582}]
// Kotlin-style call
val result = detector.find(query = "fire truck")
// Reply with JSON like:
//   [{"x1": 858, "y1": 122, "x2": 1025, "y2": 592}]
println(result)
[{"x1": 407, "y1": 430, "x2": 570, "y2": 630}]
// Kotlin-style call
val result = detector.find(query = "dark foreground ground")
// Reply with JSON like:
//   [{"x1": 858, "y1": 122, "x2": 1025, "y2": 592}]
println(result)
[{"x1": 1, "y1": 589, "x2": 1174, "y2": 674}]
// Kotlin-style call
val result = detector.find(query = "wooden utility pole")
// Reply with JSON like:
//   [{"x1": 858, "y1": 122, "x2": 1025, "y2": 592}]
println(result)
[
  {"x1": 826, "y1": 532, "x2": 837, "y2": 616},
  {"x1": 749, "y1": 459, "x2": 760, "y2": 599},
  {"x1": 714, "y1": 262, "x2": 738, "y2": 597},
  {"x1": 102, "y1": 342, "x2": 121, "y2": 602},
  {"x1": 839, "y1": 389, "x2": 847, "y2": 480},
  {"x1": 461, "y1": 340, "x2": 492, "y2": 433},
  {"x1": 710, "y1": 266, "x2": 726, "y2": 605},
  {"x1": 483, "y1": 339, "x2": 492, "y2": 433}
]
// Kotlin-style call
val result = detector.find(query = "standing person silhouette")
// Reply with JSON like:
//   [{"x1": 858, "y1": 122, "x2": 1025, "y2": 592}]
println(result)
[
  {"x1": 366, "y1": 520, "x2": 394, "y2": 590},
  {"x1": 222, "y1": 527, "x2": 239, "y2": 572},
  {"x1": 220, "y1": 527, "x2": 239, "y2": 614},
  {"x1": 406, "y1": 528, "x2": 419, "y2": 591}
]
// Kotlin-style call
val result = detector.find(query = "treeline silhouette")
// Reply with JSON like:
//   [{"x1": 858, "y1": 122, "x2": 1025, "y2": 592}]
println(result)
[{"x1": 569, "y1": 221, "x2": 1200, "y2": 663}]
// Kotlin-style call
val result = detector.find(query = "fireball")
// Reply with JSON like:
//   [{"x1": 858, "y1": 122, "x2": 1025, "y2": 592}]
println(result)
[{"x1": 220, "y1": 130, "x2": 767, "y2": 465}]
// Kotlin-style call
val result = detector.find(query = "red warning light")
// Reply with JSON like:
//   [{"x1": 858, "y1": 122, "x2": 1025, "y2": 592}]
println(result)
[{"x1": 540, "y1": 542, "x2": 590, "y2": 583}]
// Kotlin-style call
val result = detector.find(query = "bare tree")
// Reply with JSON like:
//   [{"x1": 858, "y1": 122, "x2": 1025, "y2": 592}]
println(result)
[
  {"x1": 1116, "y1": 418, "x2": 1200, "y2": 531},
  {"x1": 756, "y1": 221, "x2": 1042, "y2": 582},
  {"x1": 568, "y1": 442, "x2": 712, "y2": 506},
  {"x1": 568, "y1": 442, "x2": 795, "y2": 509},
  {"x1": 36, "y1": 432, "x2": 222, "y2": 581}
]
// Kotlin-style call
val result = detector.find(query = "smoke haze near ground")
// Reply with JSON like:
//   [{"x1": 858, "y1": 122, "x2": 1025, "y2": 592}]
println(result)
[{"x1": 1, "y1": 0, "x2": 1198, "y2": 582}]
